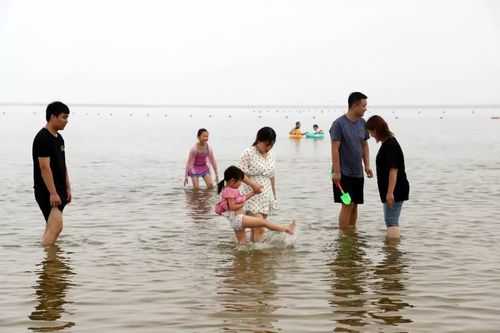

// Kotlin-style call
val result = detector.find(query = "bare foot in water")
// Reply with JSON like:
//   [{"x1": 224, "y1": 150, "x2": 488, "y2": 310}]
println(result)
[{"x1": 286, "y1": 221, "x2": 296, "y2": 235}]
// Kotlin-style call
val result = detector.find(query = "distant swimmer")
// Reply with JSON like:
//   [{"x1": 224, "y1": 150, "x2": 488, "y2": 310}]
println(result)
[
  {"x1": 289, "y1": 121, "x2": 304, "y2": 136},
  {"x1": 312, "y1": 124, "x2": 324, "y2": 134}
]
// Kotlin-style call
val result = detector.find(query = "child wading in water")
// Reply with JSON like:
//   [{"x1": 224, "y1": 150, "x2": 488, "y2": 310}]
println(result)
[
  {"x1": 184, "y1": 128, "x2": 219, "y2": 190},
  {"x1": 215, "y1": 166, "x2": 295, "y2": 244}
]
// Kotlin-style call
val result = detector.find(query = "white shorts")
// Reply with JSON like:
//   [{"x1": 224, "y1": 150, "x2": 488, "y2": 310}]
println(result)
[{"x1": 223, "y1": 211, "x2": 244, "y2": 231}]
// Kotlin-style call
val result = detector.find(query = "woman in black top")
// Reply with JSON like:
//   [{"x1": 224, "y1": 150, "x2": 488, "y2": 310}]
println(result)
[{"x1": 366, "y1": 116, "x2": 409, "y2": 239}]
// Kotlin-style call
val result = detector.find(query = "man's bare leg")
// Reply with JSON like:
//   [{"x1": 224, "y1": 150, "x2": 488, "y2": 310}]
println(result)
[
  {"x1": 339, "y1": 204, "x2": 353, "y2": 230},
  {"x1": 349, "y1": 204, "x2": 358, "y2": 226},
  {"x1": 42, "y1": 208, "x2": 63, "y2": 246}
]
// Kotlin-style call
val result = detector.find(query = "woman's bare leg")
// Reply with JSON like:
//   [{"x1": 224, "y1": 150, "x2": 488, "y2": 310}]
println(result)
[{"x1": 250, "y1": 213, "x2": 266, "y2": 242}]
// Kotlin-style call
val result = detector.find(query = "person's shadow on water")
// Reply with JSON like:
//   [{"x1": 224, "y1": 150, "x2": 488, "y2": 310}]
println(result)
[
  {"x1": 28, "y1": 245, "x2": 75, "y2": 332},
  {"x1": 327, "y1": 230, "x2": 371, "y2": 332},
  {"x1": 215, "y1": 249, "x2": 281, "y2": 333}
]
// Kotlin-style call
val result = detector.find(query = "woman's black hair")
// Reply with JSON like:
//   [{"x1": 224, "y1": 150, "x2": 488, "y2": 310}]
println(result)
[
  {"x1": 217, "y1": 165, "x2": 245, "y2": 194},
  {"x1": 366, "y1": 115, "x2": 393, "y2": 141},
  {"x1": 252, "y1": 126, "x2": 276, "y2": 146},
  {"x1": 197, "y1": 128, "x2": 208, "y2": 137}
]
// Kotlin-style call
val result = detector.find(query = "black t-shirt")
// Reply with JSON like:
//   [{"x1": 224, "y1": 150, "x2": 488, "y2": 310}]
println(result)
[
  {"x1": 32, "y1": 128, "x2": 67, "y2": 195},
  {"x1": 376, "y1": 137, "x2": 409, "y2": 202}
]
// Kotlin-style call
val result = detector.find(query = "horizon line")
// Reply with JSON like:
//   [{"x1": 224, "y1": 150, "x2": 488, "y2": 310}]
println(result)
[{"x1": 0, "y1": 102, "x2": 498, "y2": 109}]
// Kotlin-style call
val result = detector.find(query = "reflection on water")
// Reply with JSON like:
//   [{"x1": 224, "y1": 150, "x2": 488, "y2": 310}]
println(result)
[
  {"x1": 370, "y1": 239, "x2": 413, "y2": 326},
  {"x1": 28, "y1": 245, "x2": 75, "y2": 332},
  {"x1": 215, "y1": 250, "x2": 280, "y2": 332},
  {"x1": 327, "y1": 233, "x2": 413, "y2": 331},
  {"x1": 184, "y1": 189, "x2": 216, "y2": 222},
  {"x1": 328, "y1": 231, "x2": 371, "y2": 331}
]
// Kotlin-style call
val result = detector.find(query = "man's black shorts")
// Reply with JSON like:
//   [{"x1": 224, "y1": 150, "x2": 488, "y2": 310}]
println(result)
[
  {"x1": 34, "y1": 189, "x2": 67, "y2": 222},
  {"x1": 333, "y1": 175, "x2": 365, "y2": 205}
]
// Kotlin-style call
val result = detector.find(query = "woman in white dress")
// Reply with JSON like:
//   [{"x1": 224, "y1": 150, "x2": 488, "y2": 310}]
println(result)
[{"x1": 239, "y1": 127, "x2": 277, "y2": 242}]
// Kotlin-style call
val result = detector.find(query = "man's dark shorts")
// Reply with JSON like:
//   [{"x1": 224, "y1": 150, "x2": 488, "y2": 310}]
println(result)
[
  {"x1": 34, "y1": 189, "x2": 67, "y2": 222},
  {"x1": 333, "y1": 175, "x2": 364, "y2": 205}
]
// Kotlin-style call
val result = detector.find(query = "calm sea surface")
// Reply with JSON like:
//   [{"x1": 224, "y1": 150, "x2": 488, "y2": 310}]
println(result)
[{"x1": 1, "y1": 106, "x2": 500, "y2": 332}]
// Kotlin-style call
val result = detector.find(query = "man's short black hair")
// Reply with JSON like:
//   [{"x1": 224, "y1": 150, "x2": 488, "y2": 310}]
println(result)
[
  {"x1": 46, "y1": 101, "x2": 70, "y2": 122},
  {"x1": 348, "y1": 92, "x2": 367, "y2": 108}
]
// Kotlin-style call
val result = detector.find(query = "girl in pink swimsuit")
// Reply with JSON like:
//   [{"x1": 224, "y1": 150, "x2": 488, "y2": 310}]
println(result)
[{"x1": 184, "y1": 128, "x2": 219, "y2": 190}]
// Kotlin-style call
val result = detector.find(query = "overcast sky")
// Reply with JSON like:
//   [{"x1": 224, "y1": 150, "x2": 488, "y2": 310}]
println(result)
[{"x1": 1, "y1": 0, "x2": 499, "y2": 105}]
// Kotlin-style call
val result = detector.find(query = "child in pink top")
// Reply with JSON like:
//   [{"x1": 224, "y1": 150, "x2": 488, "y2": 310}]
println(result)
[
  {"x1": 184, "y1": 128, "x2": 219, "y2": 190},
  {"x1": 215, "y1": 166, "x2": 295, "y2": 244}
]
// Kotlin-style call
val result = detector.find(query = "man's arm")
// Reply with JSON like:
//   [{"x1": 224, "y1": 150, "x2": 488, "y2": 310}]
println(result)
[
  {"x1": 39, "y1": 157, "x2": 62, "y2": 206},
  {"x1": 331, "y1": 141, "x2": 341, "y2": 183},
  {"x1": 66, "y1": 170, "x2": 72, "y2": 203},
  {"x1": 362, "y1": 141, "x2": 373, "y2": 178}
]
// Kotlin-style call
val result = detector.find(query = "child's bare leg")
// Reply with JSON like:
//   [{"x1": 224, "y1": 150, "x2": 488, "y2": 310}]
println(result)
[
  {"x1": 234, "y1": 230, "x2": 247, "y2": 244},
  {"x1": 191, "y1": 177, "x2": 200, "y2": 190},
  {"x1": 241, "y1": 215, "x2": 295, "y2": 235},
  {"x1": 203, "y1": 174, "x2": 214, "y2": 189}
]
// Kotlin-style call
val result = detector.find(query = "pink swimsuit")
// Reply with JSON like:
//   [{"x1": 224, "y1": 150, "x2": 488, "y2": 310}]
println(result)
[{"x1": 185, "y1": 144, "x2": 218, "y2": 178}]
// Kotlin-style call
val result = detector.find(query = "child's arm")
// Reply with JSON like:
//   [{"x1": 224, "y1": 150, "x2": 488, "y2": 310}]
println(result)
[
  {"x1": 227, "y1": 198, "x2": 245, "y2": 211},
  {"x1": 185, "y1": 148, "x2": 195, "y2": 178},
  {"x1": 207, "y1": 145, "x2": 219, "y2": 181},
  {"x1": 245, "y1": 191, "x2": 255, "y2": 201}
]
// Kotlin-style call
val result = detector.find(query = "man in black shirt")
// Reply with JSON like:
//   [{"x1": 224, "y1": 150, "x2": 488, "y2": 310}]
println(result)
[{"x1": 32, "y1": 102, "x2": 72, "y2": 246}]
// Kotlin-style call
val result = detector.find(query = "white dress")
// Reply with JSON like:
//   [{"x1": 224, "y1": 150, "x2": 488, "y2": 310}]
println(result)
[{"x1": 238, "y1": 146, "x2": 275, "y2": 215}]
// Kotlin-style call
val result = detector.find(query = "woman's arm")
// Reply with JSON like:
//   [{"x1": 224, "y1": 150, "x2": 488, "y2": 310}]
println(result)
[
  {"x1": 243, "y1": 175, "x2": 263, "y2": 194},
  {"x1": 386, "y1": 168, "x2": 398, "y2": 208},
  {"x1": 271, "y1": 176, "x2": 276, "y2": 199}
]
